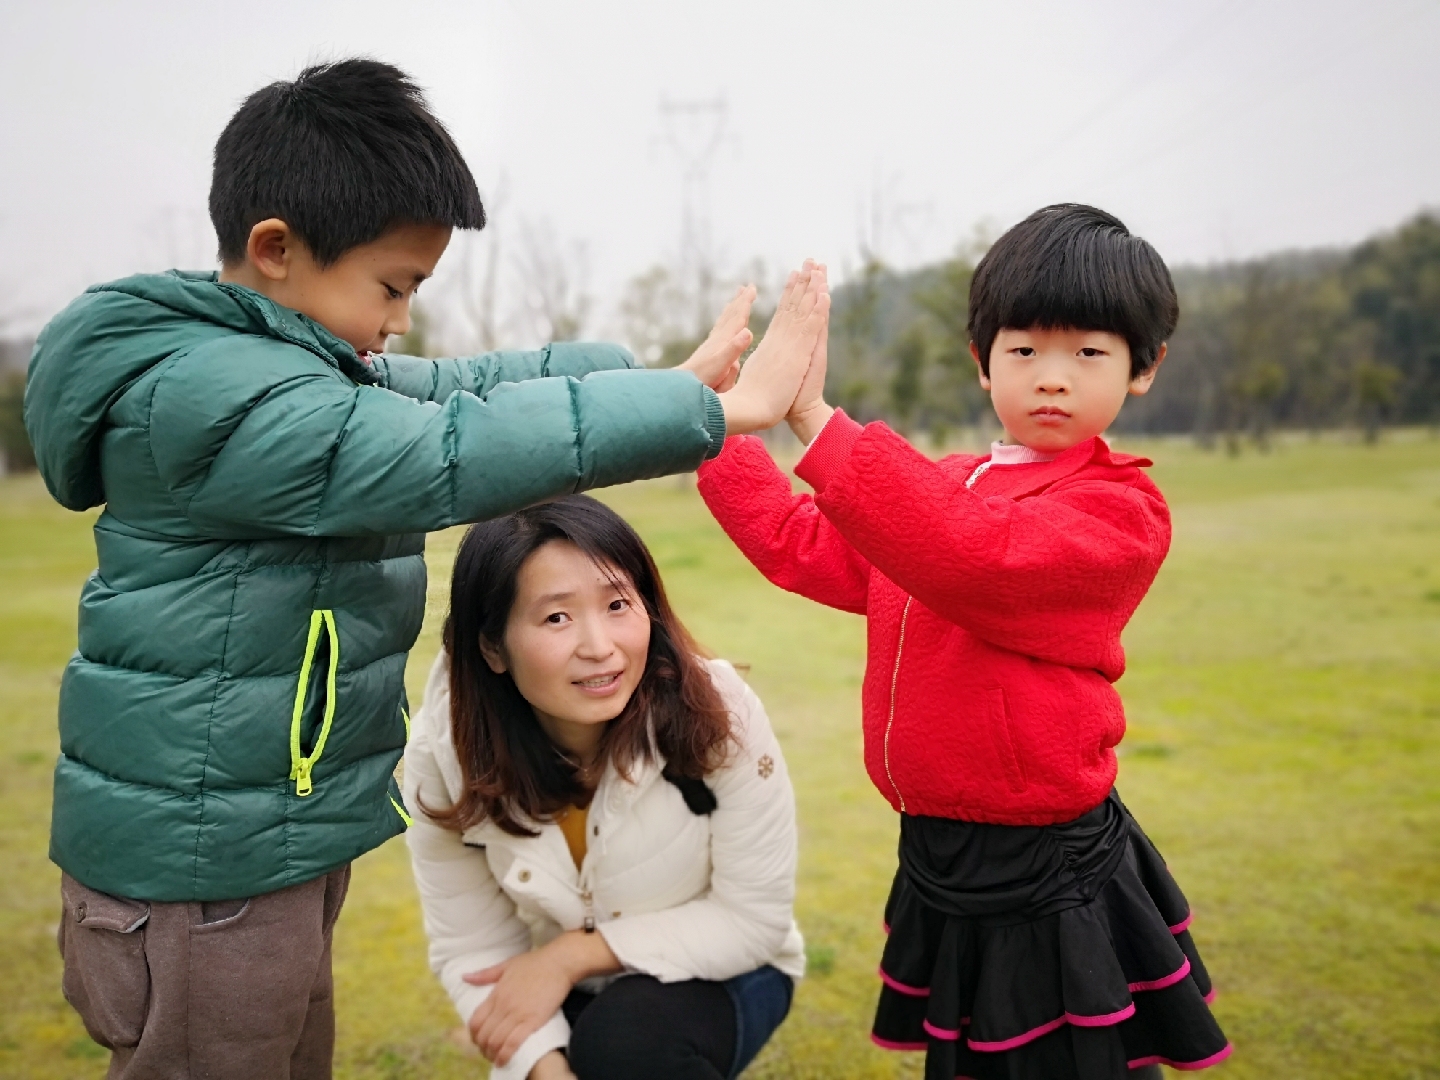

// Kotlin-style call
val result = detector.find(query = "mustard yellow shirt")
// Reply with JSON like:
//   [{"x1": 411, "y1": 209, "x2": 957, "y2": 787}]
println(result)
[{"x1": 556, "y1": 804, "x2": 588, "y2": 870}]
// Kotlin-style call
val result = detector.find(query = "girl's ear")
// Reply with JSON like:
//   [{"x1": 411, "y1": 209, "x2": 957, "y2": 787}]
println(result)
[
  {"x1": 478, "y1": 638, "x2": 508, "y2": 675},
  {"x1": 1129, "y1": 343, "x2": 1167, "y2": 397},
  {"x1": 970, "y1": 341, "x2": 992, "y2": 390}
]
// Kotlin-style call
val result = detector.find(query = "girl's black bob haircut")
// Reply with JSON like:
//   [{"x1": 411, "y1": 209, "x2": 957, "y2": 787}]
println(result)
[
  {"x1": 210, "y1": 58, "x2": 486, "y2": 267},
  {"x1": 968, "y1": 204, "x2": 1178, "y2": 378}
]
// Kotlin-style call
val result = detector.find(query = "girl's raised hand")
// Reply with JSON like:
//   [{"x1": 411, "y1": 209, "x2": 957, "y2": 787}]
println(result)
[{"x1": 787, "y1": 263, "x2": 834, "y2": 444}]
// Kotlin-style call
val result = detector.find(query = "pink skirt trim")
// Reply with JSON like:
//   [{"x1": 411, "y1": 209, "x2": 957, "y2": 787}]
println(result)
[
  {"x1": 1128, "y1": 1043, "x2": 1233, "y2": 1071},
  {"x1": 871, "y1": 1033, "x2": 927, "y2": 1052},
  {"x1": 1203, "y1": 986, "x2": 1217, "y2": 1005},
  {"x1": 966, "y1": 1003, "x2": 1136, "y2": 1052},
  {"x1": 967, "y1": 1015, "x2": 1066, "y2": 1051},
  {"x1": 1128, "y1": 957, "x2": 1191, "y2": 993},
  {"x1": 878, "y1": 966, "x2": 930, "y2": 997},
  {"x1": 1067, "y1": 1003, "x2": 1138, "y2": 1028},
  {"x1": 921, "y1": 1017, "x2": 970, "y2": 1041},
  {"x1": 1168, "y1": 911, "x2": 1194, "y2": 934}
]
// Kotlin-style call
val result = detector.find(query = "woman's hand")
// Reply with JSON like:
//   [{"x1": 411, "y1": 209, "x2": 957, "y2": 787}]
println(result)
[
  {"x1": 463, "y1": 931, "x2": 622, "y2": 1067},
  {"x1": 678, "y1": 285, "x2": 756, "y2": 391}
]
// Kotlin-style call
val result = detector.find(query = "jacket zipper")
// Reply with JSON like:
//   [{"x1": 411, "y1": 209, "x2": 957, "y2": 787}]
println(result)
[
  {"x1": 884, "y1": 596, "x2": 913, "y2": 813},
  {"x1": 289, "y1": 609, "x2": 340, "y2": 797}
]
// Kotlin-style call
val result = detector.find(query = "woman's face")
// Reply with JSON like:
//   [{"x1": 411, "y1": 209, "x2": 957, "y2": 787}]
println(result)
[{"x1": 482, "y1": 539, "x2": 651, "y2": 734}]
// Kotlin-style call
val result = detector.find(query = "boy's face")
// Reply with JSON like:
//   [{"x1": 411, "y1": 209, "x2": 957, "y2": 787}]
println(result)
[
  {"x1": 219, "y1": 220, "x2": 452, "y2": 353},
  {"x1": 971, "y1": 328, "x2": 1163, "y2": 453}
]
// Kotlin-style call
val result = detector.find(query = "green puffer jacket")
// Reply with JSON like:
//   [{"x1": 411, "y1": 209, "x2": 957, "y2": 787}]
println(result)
[{"x1": 26, "y1": 270, "x2": 725, "y2": 902}]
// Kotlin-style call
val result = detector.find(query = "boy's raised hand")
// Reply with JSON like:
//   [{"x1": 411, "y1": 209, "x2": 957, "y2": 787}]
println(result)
[
  {"x1": 678, "y1": 284, "x2": 756, "y2": 391},
  {"x1": 719, "y1": 264, "x2": 830, "y2": 435}
]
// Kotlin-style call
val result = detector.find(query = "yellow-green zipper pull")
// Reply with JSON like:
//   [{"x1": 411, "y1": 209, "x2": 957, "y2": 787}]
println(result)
[{"x1": 294, "y1": 759, "x2": 314, "y2": 797}]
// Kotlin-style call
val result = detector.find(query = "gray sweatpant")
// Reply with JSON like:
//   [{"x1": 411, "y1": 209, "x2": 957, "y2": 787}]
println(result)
[{"x1": 57, "y1": 865, "x2": 351, "y2": 1080}]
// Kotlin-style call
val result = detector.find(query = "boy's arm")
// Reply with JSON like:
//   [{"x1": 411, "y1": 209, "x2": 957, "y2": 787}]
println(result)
[
  {"x1": 149, "y1": 268, "x2": 822, "y2": 539},
  {"x1": 371, "y1": 284, "x2": 759, "y2": 405},
  {"x1": 369, "y1": 341, "x2": 638, "y2": 404},
  {"x1": 797, "y1": 413, "x2": 1169, "y2": 671},
  {"x1": 149, "y1": 341, "x2": 726, "y2": 538},
  {"x1": 696, "y1": 436, "x2": 871, "y2": 615}
]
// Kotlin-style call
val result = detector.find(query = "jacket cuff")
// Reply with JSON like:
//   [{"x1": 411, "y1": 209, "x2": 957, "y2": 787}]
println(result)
[
  {"x1": 701, "y1": 386, "x2": 727, "y2": 459},
  {"x1": 488, "y1": 1012, "x2": 571, "y2": 1080},
  {"x1": 794, "y1": 409, "x2": 863, "y2": 492}
]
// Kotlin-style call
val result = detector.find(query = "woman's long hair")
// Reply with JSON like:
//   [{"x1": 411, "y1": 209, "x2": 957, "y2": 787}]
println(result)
[{"x1": 428, "y1": 495, "x2": 734, "y2": 837}]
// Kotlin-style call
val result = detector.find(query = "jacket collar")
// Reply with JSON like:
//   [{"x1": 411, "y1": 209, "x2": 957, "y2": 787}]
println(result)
[
  {"x1": 981, "y1": 437, "x2": 1153, "y2": 499},
  {"x1": 104, "y1": 271, "x2": 380, "y2": 385}
]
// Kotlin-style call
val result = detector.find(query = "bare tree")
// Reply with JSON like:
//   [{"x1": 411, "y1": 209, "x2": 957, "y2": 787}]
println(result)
[{"x1": 512, "y1": 219, "x2": 592, "y2": 344}]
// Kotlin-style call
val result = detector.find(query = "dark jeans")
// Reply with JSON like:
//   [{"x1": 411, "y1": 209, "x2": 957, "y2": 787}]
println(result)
[{"x1": 563, "y1": 965, "x2": 793, "y2": 1080}]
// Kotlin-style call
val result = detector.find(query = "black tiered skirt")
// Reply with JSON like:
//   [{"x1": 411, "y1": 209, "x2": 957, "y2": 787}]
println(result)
[{"x1": 872, "y1": 791, "x2": 1231, "y2": 1079}]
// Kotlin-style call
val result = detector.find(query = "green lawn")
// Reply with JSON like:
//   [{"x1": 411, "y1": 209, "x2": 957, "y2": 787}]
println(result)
[{"x1": 2, "y1": 433, "x2": 1437, "y2": 1080}]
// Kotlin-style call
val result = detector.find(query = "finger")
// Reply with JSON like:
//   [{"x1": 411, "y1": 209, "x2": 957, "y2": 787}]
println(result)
[
  {"x1": 463, "y1": 965, "x2": 504, "y2": 985},
  {"x1": 720, "y1": 285, "x2": 755, "y2": 334},
  {"x1": 495, "y1": 1023, "x2": 533, "y2": 1068},
  {"x1": 724, "y1": 327, "x2": 753, "y2": 362},
  {"x1": 716, "y1": 359, "x2": 740, "y2": 393},
  {"x1": 473, "y1": 1002, "x2": 509, "y2": 1057},
  {"x1": 778, "y1": 270, "x2": 802, "y2": 313}
]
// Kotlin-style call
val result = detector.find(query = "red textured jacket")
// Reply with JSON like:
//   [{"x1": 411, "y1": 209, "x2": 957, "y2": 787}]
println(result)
[{"x1": 696, "y1": 411, "x2": 1171, "y2": 826}]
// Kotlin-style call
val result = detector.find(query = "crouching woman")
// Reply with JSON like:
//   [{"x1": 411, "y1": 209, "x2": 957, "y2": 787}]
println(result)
[{"x1": 403, "y1": 495, "x2": 804, "y2": 1080}]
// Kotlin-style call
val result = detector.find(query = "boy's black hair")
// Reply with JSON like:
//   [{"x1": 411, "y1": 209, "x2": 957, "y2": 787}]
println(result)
[
  {"x1": 967, "y1": 204, "x2": 1178, "y2": 378},
  {"x1": 210, "y1": 58, "x2": 485, "y2": 266}
]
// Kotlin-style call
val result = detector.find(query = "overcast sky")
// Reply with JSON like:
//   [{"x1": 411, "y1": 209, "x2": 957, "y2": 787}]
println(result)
[{"x1": 2, "y1": 0, "x2": 1438, "y2": 342}]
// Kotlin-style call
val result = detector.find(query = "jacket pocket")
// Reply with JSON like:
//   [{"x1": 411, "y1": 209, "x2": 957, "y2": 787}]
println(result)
[
  {"x1": 59, "y1": 874, "x2": 151, "y2": 1050},
  {"x1": 984, "y1": 689, "x2": 1029, "y2": 795},
  {"x1": 289, "y1": 609, "x2": 339, "y2": 797}
]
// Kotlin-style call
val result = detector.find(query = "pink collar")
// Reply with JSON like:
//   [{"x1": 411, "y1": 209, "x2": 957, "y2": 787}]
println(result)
[{"x1": 988, "y1": 441, "x2": 1059, "y2": 466}]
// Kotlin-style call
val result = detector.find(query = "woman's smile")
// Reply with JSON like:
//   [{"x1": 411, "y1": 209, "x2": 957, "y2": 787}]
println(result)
[{"x1": 573, "y1": 670, "x2": 625, "y2": 695}]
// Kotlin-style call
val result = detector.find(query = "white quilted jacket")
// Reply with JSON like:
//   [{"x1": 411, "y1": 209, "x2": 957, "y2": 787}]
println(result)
[{"x1": 403, "y1": 652, "x2": 805, "y2": 1080}]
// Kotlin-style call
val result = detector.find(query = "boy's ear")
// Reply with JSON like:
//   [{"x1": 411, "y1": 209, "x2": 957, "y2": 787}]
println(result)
[
  {"x1": 246, "y1": 218, "x2": 298, "y2": 282},
  {"x1": 1129, "y1": 343, "x2": 1167, "y2": 396},
  {"x1": 969, "y1": 341, "x2": 992, "y2": 390},
  {"x1": 478, "y1": 638, "x2": 508, "y2": 675}
]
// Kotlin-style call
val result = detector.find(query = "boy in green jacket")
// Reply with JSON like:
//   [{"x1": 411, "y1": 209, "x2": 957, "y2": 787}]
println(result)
[{"x1": 25, "y1": 58, "x2": 827, "y2": 1079}]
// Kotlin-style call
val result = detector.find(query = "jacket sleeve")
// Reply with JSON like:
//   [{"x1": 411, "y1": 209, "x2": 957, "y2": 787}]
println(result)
[
  {"x1": 695, "y1": 436, "x2": 871, "y2": 615},
  {"x1": 797, "y1": 412, "x2": 1169, "y2": 669},
  {"x1": 597, "y1": 661, "x2": 799, "y2": 983},
  {"x1": 369, "y1": 341, "x2": 637, "y2": 404},
  {"x1": 403, "y1": 653, "x2": 569, "y2": 1080},
  {"x1": 147, "y1": 339, "x2": 726, "y2": 538}
]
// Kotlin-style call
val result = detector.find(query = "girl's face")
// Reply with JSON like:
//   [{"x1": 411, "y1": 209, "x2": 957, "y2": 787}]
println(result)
[
  {"x1": 972, "y1": 327, "x2": 1163, "y2": 453},
  {"x1": 481, "y1": 539, "x2": 651, "y2": 737}
]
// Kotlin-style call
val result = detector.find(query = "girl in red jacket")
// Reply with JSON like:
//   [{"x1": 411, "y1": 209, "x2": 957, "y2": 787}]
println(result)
[{"x1": 698, "y1": 205, "x2": 1230, "y2": 1080}]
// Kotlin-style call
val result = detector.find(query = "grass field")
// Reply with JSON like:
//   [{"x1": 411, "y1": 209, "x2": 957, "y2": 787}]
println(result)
[{"x1": 2, "y1": 432, "x2": 1438, "y2": 1080}]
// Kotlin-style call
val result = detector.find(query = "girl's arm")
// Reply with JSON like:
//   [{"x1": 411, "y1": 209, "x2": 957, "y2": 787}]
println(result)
[
  {"x1": 697, "y1": 436, "x2": 872, "y2": 615},
  {"x1": 403, "y1": 655, "x2": 570, "y2": 1080},
  {"x1": 596, "y1": 660, "x2": 799, "y2": 982},
  {"x1": 797, "y1": 413, "x2": 1170, "y2": 671}
]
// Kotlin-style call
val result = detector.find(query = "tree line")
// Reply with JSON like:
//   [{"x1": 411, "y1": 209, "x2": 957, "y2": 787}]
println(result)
[{"x1": 2, "y1": 212, "x2": 1437, "y2": 475}]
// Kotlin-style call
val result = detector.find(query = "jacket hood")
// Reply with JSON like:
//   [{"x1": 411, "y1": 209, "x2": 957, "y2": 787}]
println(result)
[{"x1": 24, "y1": 271, "x2": 370, "y2": 510}]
